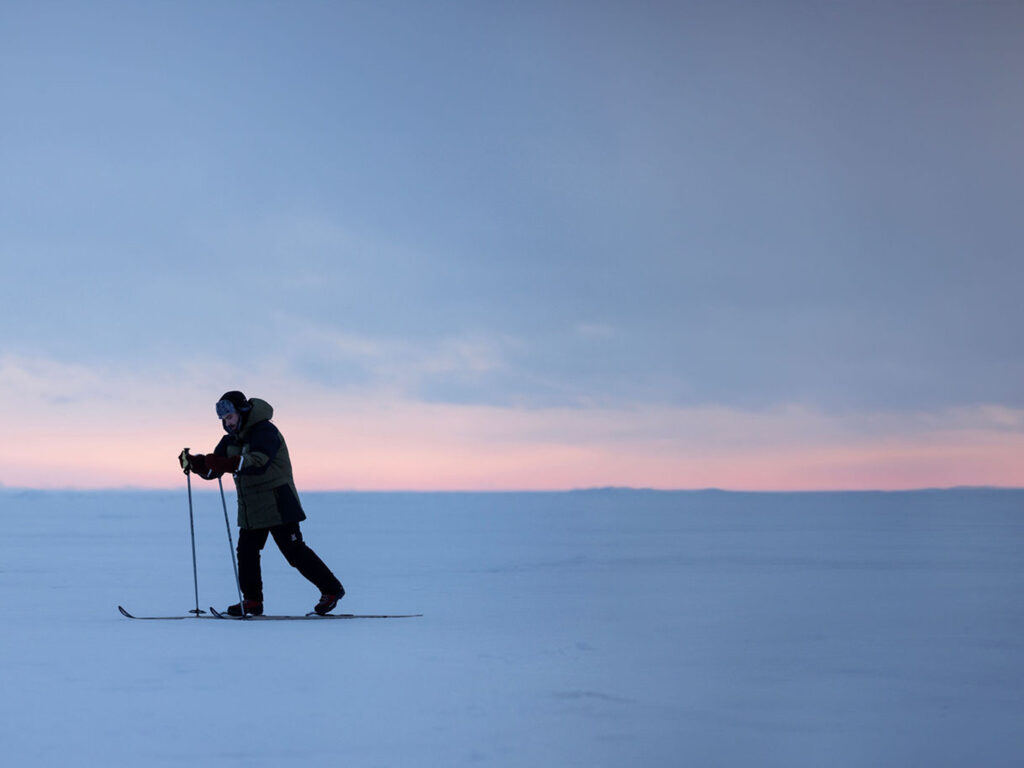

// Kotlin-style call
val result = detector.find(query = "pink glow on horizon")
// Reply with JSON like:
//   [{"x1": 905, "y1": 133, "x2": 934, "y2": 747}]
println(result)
[
  {"x1": 3, "y1": 398, "x2": 1023, "y2": 492},
  {"x1": 3, "y1": 354, "x2": 1023, "y2": 491},
  {"x1": 5, "y1": 437, "x2": 1023, "y2": 492}
]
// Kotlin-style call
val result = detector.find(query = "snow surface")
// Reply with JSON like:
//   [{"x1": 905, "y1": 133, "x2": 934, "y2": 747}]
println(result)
[{"x1": 2, "y1": 488, "x2": 1023, "y2": 767}]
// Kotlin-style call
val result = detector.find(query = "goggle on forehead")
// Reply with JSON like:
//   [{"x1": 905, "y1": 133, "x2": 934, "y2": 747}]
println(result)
[{"x1": 216, "y1": 399, "x2": 238, "y2": 419}]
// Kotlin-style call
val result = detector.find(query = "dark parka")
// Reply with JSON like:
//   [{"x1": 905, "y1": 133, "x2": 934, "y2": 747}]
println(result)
[{"x1": 213, "y1": 398, "x2": 306, "y2": 530}]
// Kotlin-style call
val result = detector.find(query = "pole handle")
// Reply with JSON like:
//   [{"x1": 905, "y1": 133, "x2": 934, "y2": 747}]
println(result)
[{"x1": 178, "y1": 447, "x2": 193, "y2": 475}]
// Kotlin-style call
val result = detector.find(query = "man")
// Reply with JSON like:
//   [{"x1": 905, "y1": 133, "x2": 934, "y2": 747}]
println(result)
[{"x1": 179, "y1": 391, "x2": 344, "y2": 616}]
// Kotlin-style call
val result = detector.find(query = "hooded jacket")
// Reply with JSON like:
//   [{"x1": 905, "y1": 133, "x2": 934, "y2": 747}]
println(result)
[{"x1": 212, "y1": 398, "x2": 306, "y2": 530}]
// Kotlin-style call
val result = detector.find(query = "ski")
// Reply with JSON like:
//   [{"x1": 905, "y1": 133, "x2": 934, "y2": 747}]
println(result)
[
  {"x1": 119, "y1": 604, "x2": 422, "y2": 621},
  {"x1": 118, "y1": 606, "x2": 214, "y2": 620},
  {"x1": 208, "y1": 606, "x2": 422, "y2": 620}
]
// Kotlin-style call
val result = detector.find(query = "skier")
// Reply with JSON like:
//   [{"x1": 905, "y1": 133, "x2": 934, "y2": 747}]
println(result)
[{"x1": 178, "y1": 391, "x2": 344, "y2": 616}]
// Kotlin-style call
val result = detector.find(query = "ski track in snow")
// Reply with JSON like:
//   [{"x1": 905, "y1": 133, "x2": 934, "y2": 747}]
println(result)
[{"x1": 2, "y1": 488, "x2": 1023, "y2": 767}]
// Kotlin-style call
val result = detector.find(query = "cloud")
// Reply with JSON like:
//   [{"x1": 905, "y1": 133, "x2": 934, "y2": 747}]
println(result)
[
  {"x1": 574, "y1": 323, "x2": 618, "y2": 339},
  {"x1": 4, "y1": 2, "x2": 1024, "y2": 423},
  {"x1": 267, "y1": 314, "x2": 513, "y2": 398}
]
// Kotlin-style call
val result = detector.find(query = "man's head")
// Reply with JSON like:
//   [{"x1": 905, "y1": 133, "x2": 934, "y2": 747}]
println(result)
[{"x1": 216, "y1": 391, "x2": 251, "y2": 432}]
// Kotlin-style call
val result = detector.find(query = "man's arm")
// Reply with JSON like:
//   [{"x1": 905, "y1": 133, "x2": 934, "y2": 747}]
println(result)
[{"x1": 234, "y1": 421, "x2": 282, "y2": 475}]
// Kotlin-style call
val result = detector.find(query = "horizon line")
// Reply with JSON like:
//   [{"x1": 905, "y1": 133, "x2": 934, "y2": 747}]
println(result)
[{"x1": 2, "y1": 484, "x2": 1022, "y2": 494}]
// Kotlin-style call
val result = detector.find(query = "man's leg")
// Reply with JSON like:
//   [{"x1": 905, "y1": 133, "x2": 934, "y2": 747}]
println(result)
[
  {"x1": 270, "y1": 522, "x2": 343, "y2": 595},
  {"x1": 237, "y1": 527, "x2": 271, "y2": 602}
]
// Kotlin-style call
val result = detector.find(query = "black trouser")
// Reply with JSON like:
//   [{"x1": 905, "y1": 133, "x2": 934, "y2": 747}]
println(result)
[{"x1": 237, "y1": 521, "x2": 343, "y2": 602}]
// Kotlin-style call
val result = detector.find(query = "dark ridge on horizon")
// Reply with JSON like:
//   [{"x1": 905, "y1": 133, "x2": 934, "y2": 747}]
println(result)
[{"x1": 568, "y1": 485, "x2": 1024, "y2": 494}]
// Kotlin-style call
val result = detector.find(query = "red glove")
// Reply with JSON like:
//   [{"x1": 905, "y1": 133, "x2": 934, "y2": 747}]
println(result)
[
  {"x1": 204, "y1": 454, "x2": 242, "y2": 474},
  {"x1": 185, "y1": 454, "x2": 239, "y2": 479},
  {"x1": 188, "y1": 454, "x2": 210, "y2": 477}
]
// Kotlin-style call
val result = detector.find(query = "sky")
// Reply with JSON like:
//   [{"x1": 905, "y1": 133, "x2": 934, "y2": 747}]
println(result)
[{"x1": 2, "y1": 0, "x2": 1023, "y2": 491}]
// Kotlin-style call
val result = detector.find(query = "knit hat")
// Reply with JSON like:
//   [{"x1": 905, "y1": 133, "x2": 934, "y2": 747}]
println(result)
[{"x1": 215, "y1": 391, "x2": 251, "y2": 419}]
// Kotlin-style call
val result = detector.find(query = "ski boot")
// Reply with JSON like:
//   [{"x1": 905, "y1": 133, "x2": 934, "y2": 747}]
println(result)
[
  {"x1": 226, "y1": 600, "x2": 264, "y2": 617},
  {"x1": 313, "y1": 587, "x2": 345, "y2": 616}
]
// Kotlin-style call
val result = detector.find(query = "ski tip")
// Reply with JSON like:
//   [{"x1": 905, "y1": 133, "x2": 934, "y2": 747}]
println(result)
[
  {"x1": 118, "y1": 605, "x2": 134, "y2": 618},
  {"x1": 209, "y1": 606, "x2": 246, "y2": 619}
]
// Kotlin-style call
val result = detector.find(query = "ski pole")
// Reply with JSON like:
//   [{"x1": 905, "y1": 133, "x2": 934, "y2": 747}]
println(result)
[
  {"x1": 218, "y1": 475, "x2": 245, "y2": 614},
  {"x1": 184, "y1": 449, "x2": 204, "y2": 617}
]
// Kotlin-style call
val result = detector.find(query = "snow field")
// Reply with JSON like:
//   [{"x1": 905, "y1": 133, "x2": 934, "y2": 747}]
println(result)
[{"x1": 2, "y1": 489, "x2": 1023, "y2": 767}]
